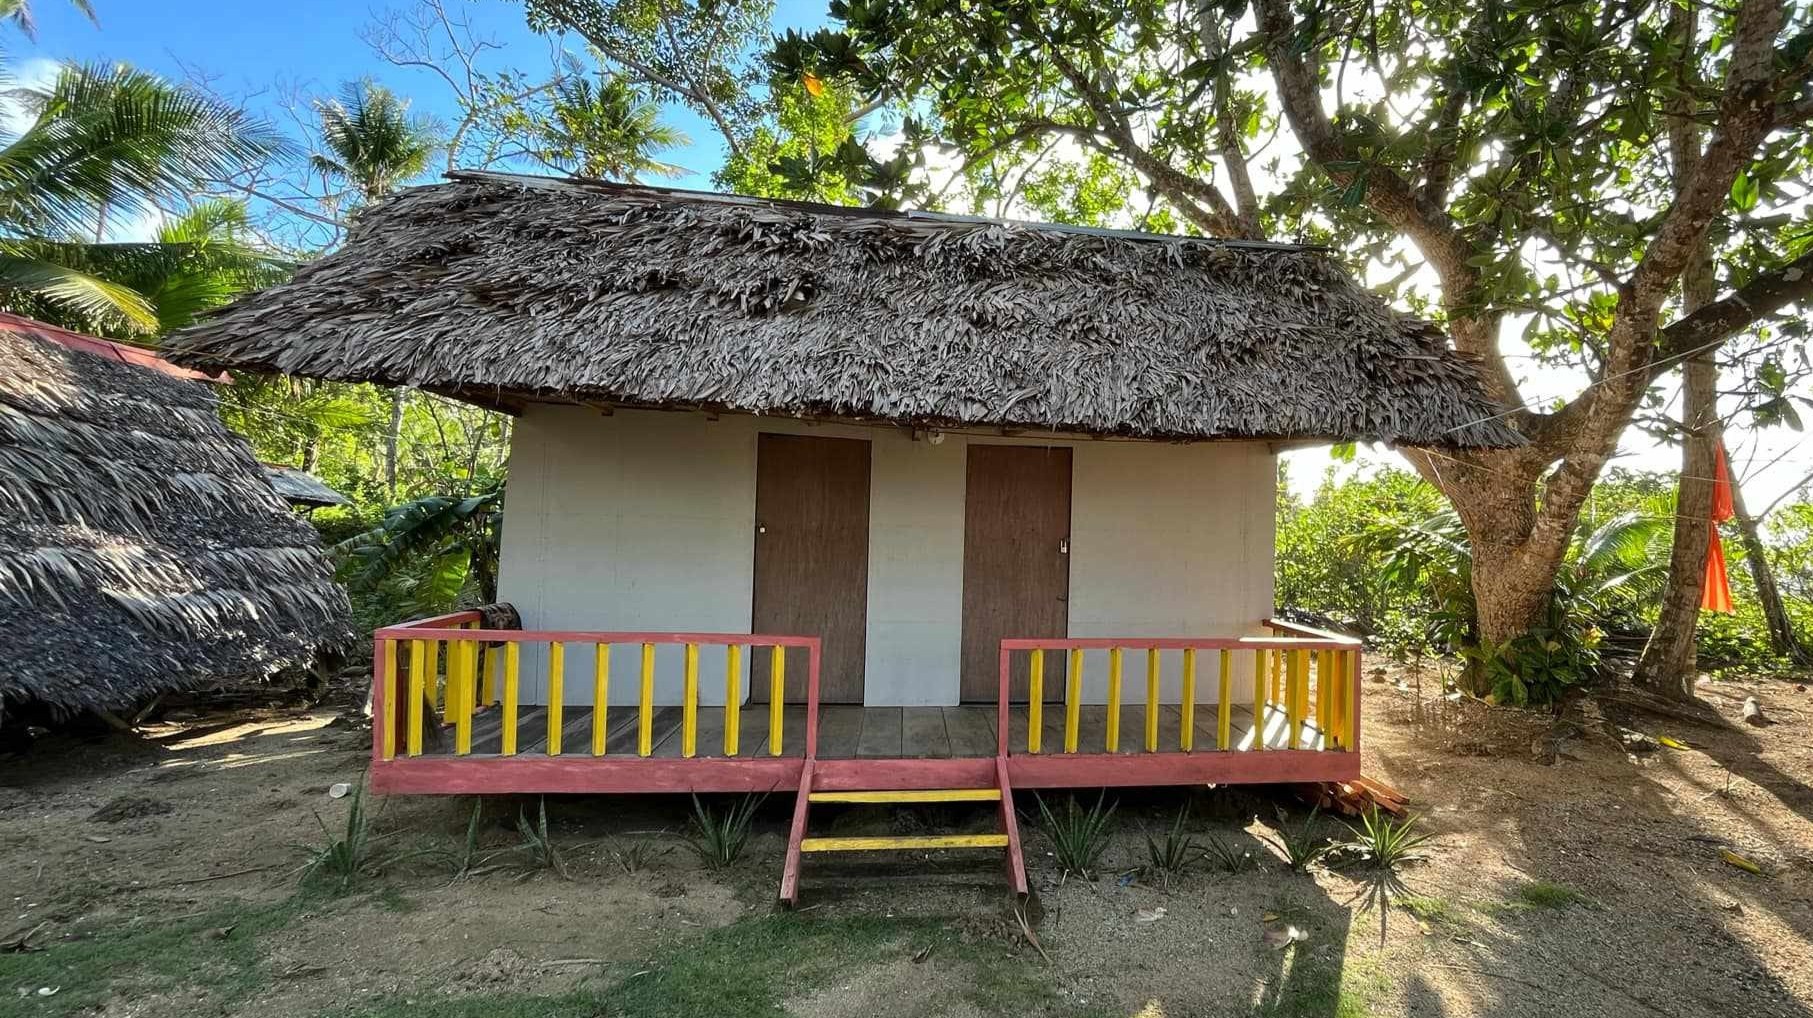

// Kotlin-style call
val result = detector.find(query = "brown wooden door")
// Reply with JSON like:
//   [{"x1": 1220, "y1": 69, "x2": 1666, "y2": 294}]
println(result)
[
  {"x1": 960, "y1": 445, "x2": 1072, "y2": 702},
  {"x1": 751, "y1": 434, "x2": 871, "y2": 703}
]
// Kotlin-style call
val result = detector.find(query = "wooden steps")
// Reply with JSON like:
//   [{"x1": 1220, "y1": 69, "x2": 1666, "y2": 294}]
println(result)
[{"x1": 780, "y1": 763, "x2": 1028, "y2": 906}]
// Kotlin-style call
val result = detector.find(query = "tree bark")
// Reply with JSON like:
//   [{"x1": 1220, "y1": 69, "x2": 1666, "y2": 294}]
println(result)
[
  {"x1": 1725, "y1": 441, "x2": 1813, "y2": 665},
  {"x1": 1632, "y1": 346, "x2": 1717, "y2": 697}
]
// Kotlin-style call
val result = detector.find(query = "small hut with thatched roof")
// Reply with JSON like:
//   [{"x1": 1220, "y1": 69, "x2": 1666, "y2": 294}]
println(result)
[
  {"x1": 0, "y1": 314, "x2": 352, "y2": 720},
  {"x1": 168, "y1": 172, "x2": 1518, "y2": 712}
]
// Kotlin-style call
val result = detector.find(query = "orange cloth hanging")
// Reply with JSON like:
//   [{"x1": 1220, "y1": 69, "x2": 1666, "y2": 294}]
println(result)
[{"x1": 1702, "y1": 445, "x2": 1735, "y2": 613}]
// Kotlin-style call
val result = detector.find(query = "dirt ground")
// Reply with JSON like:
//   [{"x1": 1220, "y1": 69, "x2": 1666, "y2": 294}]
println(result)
[{"x1": 1, "y1": 666, "x2": 1809, "y2": 1018}]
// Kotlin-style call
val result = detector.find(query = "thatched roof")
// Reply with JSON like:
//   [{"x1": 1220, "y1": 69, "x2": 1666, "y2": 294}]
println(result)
[
  {"x1": 167, "y1": 171, "x2": 1522, "y2": 448},
  {"x1": 264, "y1": 464, "x2": 351, "y2": 508},
  {"x1": 0, "y1": 316, "x2": 352, "y2": 716}
]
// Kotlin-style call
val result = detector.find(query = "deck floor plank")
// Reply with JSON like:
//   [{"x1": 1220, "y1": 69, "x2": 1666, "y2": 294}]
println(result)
[
  {"x1": 900, "y1": 707, "x2": 951, "y2": 759},
  {"x1": 943, "y1": 706, "x2": 997, "y2": 757},
  {"x1": 857, "y1": 706, "x2": 903, "y2": 758},
  {"x1": 814, "y1": 705, "x2": 864, "y2": 759}
]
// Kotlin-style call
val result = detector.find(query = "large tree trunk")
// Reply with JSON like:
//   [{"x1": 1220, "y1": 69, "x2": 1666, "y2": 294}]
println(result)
[
  {"x1": 1632, "y1": 2, "x2": 1717, "y2": 700},
  {"x1": 1725, "y1": 442, "x2": 1813, "y2": 665}
]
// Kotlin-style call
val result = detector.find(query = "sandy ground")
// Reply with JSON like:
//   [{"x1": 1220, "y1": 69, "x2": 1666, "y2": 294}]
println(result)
[{"x1": 0, "y1": 666, "x2": 1808, "y2": 1018}]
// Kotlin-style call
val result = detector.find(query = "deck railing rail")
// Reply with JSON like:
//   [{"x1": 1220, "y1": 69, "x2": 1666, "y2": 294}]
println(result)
[
  {"x1": 370, "y1": 612, "x2": 822, "y2": 763},
  {"x1": 995, "y1": 620, "x2": 1362, "y2": 758}
]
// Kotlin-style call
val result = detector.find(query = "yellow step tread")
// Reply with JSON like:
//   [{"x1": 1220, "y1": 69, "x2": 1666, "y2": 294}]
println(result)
[
  {"x1": 808, "y1": 789, "x2": 1000, "y2": 804},
  {"x1": 798, "y1": 834, "x2": 1010, "y2": 853}
]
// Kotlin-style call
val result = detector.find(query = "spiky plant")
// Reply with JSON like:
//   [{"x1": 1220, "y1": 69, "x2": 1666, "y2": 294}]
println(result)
[
  {"x1": 685, "y1": 794, "x2": 764, "y2": 869},
  {"x1": 1342, "y1": 807, "x2": 1433, "y2": 870},
  {"x1": 1143, "y1": 804, "x2": 1200, "y2": 887},
  {"x1": 1036, "y1": 792, "x2": 1116, "y2": 880},
  {"x1": 1260, "y1": 806, "x2": 1335, "y2": 873}
]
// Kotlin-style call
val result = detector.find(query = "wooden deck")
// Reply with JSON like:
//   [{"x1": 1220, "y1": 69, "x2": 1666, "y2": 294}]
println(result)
[{"x1": 431, "y1": 702, "x2": 1324, "y2": 759}]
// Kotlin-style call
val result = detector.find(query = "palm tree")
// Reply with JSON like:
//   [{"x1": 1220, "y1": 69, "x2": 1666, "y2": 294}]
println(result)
[
  {"x1": 0, "y1": 0, "x2": 98, "y2": 40},
  {"x1": 310, "y1": 80, "x2": 441, "y2": 220},
  {"x1": 0, "y1": 61, "x2": 289, "y2": 333},
  {"x1": 308, "y1": 79, "x2": 441, "y2": 497},
  {"x1": 537, "y1": 73, "x2": 689, "y2": 182}
]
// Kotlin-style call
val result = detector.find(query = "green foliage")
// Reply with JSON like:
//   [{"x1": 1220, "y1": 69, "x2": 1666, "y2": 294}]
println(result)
[
  {"x1": 1035, "y1": 791, "x2": 1115, "y2": 879},
  {"x1": 1020, "y1": 152, "x2": 1136, "y2": 227},
  {"x1": 1261, "y1": 806, "x2": 1335, "y2": 872},
  {"x1": 1275, "y1": 464, "x2": 1447, "y2": 645},
  {"x1": 1141, "y1": 803, "x2": 1200, "y2": 886},
  {"x1": 333, "y1": 484, "x2": 505, "y2": 609},
  {"x1": 537, "y1": 70, "x2": 690, "y2": 181},
  {"x1": 684, "y1": 793, "x2": 764, "y2": 869}
]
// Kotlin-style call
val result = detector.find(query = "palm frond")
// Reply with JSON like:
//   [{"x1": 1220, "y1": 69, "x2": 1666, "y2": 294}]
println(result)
[
  {"x1": 0, "y1": 61, "x2": 291, "y2": 239},
  {"x1": 0, "y1": 248, "x2": 157, "y2": 330}
]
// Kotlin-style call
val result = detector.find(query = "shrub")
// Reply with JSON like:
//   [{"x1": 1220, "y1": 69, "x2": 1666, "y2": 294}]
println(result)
[{"x1": 685, "y1": 793, "x2": 763, "y2": 869}]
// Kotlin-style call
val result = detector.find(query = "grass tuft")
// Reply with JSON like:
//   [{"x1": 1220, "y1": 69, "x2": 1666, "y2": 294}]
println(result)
[
  {"x1": 1515, "y1": 880, "x2": 1590, "y2": 909},
  {"x1": 1036, "y1": 791, "x2": 1116, "y2": 880},
  {"x1": 513, "y1": 797, "x2": 570, "y2": 879}
]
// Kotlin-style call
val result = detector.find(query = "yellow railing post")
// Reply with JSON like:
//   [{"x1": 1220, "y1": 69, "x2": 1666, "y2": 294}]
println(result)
[
  {"x1": 1317, "y1": 649, "x2": 1332, "y2": 746},
  {"x1": 1216, "y1": 649, "x2": 1232, "y2": 751},
  {"x1": 638, "y1": 642, "x2": 655, "y2": 757},
  {"x1": 682, "y1": 643, "x2": 699, "y2": 758},
  {"x1": 501, "y1": 641, "x2": 519, "y2": 755},
  {"x1": 1180, "y1": 648, "x2": 1197, "y2": 752},
  {"x1": 1327, "y1": 650, "x2": 1344, "y2": 748},
  {"x1": 454, "y1": 639, "x2": 473, "y2": 756},
  {"x1": 1270, "y1": 649, "x2": 1282, "y2": 706},
  {"x1": 768, "y1": 645, "x2": 785, "y2": 756},
  {"x1": 380, "y1": 639, "x2": 397, "y2": 760},
  {"x1": 1344, "y1": 650, "x2": 1359, "y2": 751},
  {"x1": 1106, "y1": 646, "x2": 1123, "y2": 752},
  {"x1": 407, "y1": 639, "x2": 426, "y2": 756},
  {"x1": 480, "y1": 643, "x2": 497, "y2": 707},
  {"x1": 427, "y1": 639, "x2": 441, "y2": 716},
  {"x1": 1143, "y1": 648, "x2": 1160, "y2": 753},
  {"x1": 1251, "y1": 649, "x2": 1265, "y2": 752},
  {"x1": 1027, "y1": 649, "x2": 1044, "y2": 754},
  {"x1": 1286, "y1": 649, "x2": 1304, "y2": 749},
  {"x1": 1064, "y1": 649, "x2": 1082, "y2": 754},
  {"x1": 725, "y1": 644, "x2": 741, "y2": 757},
  {"x1": 592, "y1": 643, "x2": 610, "y2": 756},
  {"x1": 547, "y1": 641, "x2": 565, "y2": 755}
]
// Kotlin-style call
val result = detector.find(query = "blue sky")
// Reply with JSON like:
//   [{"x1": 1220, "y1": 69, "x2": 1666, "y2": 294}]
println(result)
[{"x1": 14, "y1": 0, "x2": 833, "y2": 189}]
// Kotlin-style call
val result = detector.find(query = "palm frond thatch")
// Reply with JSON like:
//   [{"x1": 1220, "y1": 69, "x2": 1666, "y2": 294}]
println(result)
[
  {"x1": 0, "y1": 315, "x2": 353, "y2": 715},
  {"x1": 166, "y1": 172, "x2": 1523, "y2": 449}
]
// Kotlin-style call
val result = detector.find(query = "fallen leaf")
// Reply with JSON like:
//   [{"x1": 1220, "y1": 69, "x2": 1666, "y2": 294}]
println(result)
[
  {"x1": 328, "y1": 783, "x2": 351, "y2": 799},
  {"x1": 83, "y1": 835, "x2": 111, "y2": 844},
  {"x1": 1721, "y1": 849, "x2": 1764, "y2": 875},
  {"x1": 1135, "y1": 907, "x2": 1167, "y2": 923},
  {"x1": 911, "y1": 946, "x2": 933, "y2": 964},
  {"x1": 1657, "y1": 736, "x2": 1690, "y2": 750},
  {"x1": 200, "y1": 925, "x2": 237, "y2": 942}
]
